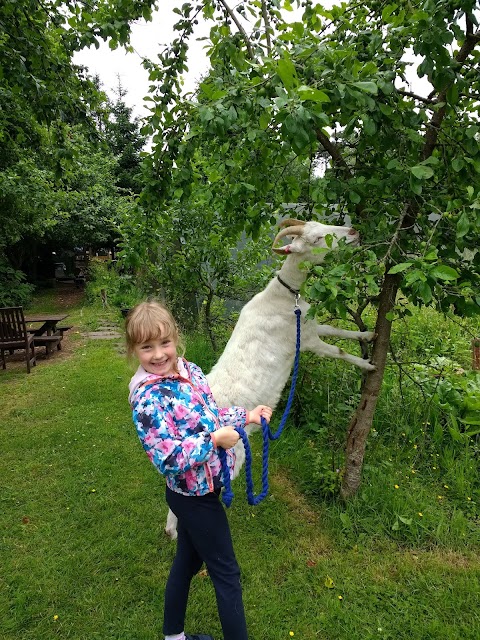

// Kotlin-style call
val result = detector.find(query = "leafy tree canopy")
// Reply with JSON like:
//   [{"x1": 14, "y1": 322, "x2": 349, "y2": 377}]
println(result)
[
  {"x1": 0, "y1": 0, "x2": 154, "y2": 291},
  {"x1": 134, "y1": 0, "x2": 480, "y2": 495}
]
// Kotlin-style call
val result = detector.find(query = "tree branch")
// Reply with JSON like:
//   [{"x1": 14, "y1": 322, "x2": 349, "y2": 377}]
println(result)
[
  {"x1": 381, "y1": 204, "x2": 412, "y2": 265},
  {"x1": 261, "y1": 0, "x2": 272, "y2": 55},
  {"x1": 217, "y1": 0, "x2": 254, "y2": 59},
  {"x1": 315, "y1": 128, "x2": 353, "y2": 177},
  {"x1": 396, "y1": 88, "x2": 436, "y2": 105},
  {"x1": 422, "y1": 22, "x2": 480, "y2": 160}
]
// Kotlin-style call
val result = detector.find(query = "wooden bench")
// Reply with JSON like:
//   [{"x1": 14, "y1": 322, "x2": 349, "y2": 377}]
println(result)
[
  {"x1": 0, "y1": 307, "x2": 36, "y2": 373},
  {"x1": 34, "y1": 334, "x2": 62, "y2": 356},
  {"x1": 34, "y1": 325, "x2": 75, "y2": 356},
  {"x1": 56, "y1": 325, "x2": 73, "y2": 337}
]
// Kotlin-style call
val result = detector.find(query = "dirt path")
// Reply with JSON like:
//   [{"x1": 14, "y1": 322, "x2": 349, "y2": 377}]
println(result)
[{"x1": 51, "y1": 283, "x2": 86, "y2": 309}]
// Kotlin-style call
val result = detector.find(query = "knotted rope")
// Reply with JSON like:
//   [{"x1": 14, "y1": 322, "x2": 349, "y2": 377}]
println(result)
[{"x1": 218, "y1": 304, "x2": 302, "y2": 507}]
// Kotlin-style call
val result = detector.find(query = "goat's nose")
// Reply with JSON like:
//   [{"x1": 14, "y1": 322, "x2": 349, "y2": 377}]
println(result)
[{"x1": 348, "y1": 227, "x2": 358, "y2": 236}]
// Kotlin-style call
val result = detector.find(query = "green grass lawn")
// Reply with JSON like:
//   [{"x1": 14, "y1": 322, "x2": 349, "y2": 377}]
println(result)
[{"x1": 1, "y1": 292, "x2": 479, "y2": 639}]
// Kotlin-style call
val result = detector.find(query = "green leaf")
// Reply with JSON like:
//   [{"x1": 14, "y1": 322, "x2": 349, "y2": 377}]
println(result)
[
  {"x1": 456, "y1": 212, "x2": 469, "y2": 238},
  {"x1": 417, "y1": 281, "x2": 432, "y2": 304},
  {"x1": 452, "y1": 157, "x2": 464, "y2": 172},
  {"x1": 465, "y1": 426, "x2": 480, "y2": 436},
  {"x1": 352, "y1": 81, "x2": 378, "y2": 94},
  {"x1": 448, "y1": 425, "x2": 466, "y2": 443},
  {"x1": 339, "y1": 512, "x2": 352, "y2": 528},
  {"x1": 259, "y1": 112, "x2": 270, "y2": 129},
  {"x1": 405, "y1": 269, "x2": 425, "y2": 285},
  {"x1": 297, "y1": 86, "x2": 330, "y2": 102},
  {"x1": 277, "y1": 58, "x2": 297, "y2": 91},
  {"x1": 363, "y1": 114, "x2": 376, "y2": 136},
  {"x1": 324, "y1": 575, "x2": 335, "y2": 589},
  {"x1": 382, "y1": 4, "x2": 398, "y2": 22},
  {"x1": 388, "y1": 262, "x2": 412, "y2": 274},
  {"x1": 430, "y1": 265, "x2": 460, "y2": 281},
  {"x1": 387, "y1": 159, "x2": 402, "y2": 170},
  {"x1": 398, "y1": 516, "x2": 412, "y2": 526},
  {"x1": 410, "y1": 165, "x2": 434, "y2": 180}
]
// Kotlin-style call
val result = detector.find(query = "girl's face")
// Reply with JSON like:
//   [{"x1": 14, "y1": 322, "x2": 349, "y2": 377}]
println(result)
[{"x1": 134, "y1": 335, "x2": 178, "y2": 377}]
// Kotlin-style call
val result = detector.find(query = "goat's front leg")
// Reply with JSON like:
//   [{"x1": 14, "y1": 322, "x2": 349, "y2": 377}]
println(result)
[
  {"x1": 316, "y1": 324, "x2": 376, "y2": 343},
  {"x1": 302, "y1": 323, "x2": 376, "y2": 371},
  {"x1": 165, "y1": 509, "x2": 178, "y2": 540}
]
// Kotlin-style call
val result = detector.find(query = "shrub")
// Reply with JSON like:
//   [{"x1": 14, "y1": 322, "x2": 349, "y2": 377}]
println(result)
[
  {"x1": 85, "y1": 259, "x2": 141, "y2": 309},
  {"x1": 270, "y1": 305, "x2": 480, "y2": 547},
  {"x1": 0, "y1": 260, "x2": 35, "y2": 307}
]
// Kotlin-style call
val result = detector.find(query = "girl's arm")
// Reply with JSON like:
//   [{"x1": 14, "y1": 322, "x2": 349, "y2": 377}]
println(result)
[{"x1": 132, "y1": 399, "x2": 214, "y2": 477}]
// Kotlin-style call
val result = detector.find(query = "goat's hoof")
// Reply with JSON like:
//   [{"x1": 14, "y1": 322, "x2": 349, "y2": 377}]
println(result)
[
  {"x1": 361, "y1": 331, "x2": 377, "y2": 343},
  {"x1": 165, "y1": 527, "x2": 178, "y2": 541},
  {"x1": 363, "y1": 362, "x2": 376, "y2": 371}
]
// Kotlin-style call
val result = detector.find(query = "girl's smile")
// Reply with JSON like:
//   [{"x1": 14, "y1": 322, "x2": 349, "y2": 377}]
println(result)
[{"x1": 134, "y1": 337, "x2": 178, "y2": 376}]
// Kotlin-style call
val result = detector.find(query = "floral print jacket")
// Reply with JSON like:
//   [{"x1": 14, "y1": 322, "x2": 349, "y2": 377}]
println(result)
[{"x1": 128, "y1": 358, "x2": 247, "y2": 496}]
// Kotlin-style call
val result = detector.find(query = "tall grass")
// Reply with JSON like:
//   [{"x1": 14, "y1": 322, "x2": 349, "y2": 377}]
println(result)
[{"x1": 272, "y1": 305, "x2": 480, "y2": 550}]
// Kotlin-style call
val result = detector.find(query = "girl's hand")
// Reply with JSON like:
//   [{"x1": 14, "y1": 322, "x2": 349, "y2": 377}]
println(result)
[
  {"x1": 247, "y1": 405, "x2": 273, "y2": 425},
  {"x1": 212, "y1": 426, "x2": 240, "y2": 449}
]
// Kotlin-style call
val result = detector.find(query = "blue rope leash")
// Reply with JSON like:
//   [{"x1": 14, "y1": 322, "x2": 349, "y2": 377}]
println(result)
[{"x1": 218, "y1": 305, "x2": 302, "y2": 507}]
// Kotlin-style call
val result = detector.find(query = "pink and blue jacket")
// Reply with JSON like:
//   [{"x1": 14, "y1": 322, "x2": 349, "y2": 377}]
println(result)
[{"x1": 128, "y1": 358, "x2": 247, "y2": 496}]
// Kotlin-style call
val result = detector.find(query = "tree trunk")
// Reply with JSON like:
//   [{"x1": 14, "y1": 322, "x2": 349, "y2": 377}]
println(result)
[
  {"x1": 204, "y1": 288, "x2": 217, "y2": 353},
  {"x1": 340, "y1": 272, "x2": 401, "y2": 498}
]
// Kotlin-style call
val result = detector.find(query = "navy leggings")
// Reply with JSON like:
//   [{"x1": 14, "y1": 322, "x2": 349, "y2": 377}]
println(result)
[{"x1": 164, "y1": 487, "x2": 248, "y2": 640}]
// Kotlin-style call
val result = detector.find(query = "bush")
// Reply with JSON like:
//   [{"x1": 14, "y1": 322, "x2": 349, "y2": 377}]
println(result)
[
  {"x1": 269, "y1": 305, "x2": 480, "y2": 547},
  {"x1": 85, "y1": 259, "x2": 141, "y2": 309},
  {"x1": 0, "y1": 260, "x2": 35, "y2": 307}
]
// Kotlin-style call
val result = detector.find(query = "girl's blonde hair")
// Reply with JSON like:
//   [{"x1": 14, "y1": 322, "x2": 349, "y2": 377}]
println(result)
[{"x1": 125, "y1": 301, "x2": 183, "y2": 357}]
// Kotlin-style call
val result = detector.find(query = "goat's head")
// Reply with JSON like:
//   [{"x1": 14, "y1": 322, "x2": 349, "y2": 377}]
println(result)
[{"x1": 272, "y1": 218, "x2": 359, "y2": 263}]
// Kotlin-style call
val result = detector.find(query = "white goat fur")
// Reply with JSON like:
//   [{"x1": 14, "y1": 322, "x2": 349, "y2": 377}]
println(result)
[{"x1": 165, "y1": 219, "x2": 375, "y2": 539}]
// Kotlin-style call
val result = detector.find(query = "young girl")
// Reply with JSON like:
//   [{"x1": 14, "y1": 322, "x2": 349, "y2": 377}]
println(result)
[{"x1": 126, "y1": 301, "x2": 272, "y2": 640}]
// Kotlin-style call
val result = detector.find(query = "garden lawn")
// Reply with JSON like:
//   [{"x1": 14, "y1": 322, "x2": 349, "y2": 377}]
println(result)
[{"x1": 0, "y1": 302, "x2": 479, "y2": 639}]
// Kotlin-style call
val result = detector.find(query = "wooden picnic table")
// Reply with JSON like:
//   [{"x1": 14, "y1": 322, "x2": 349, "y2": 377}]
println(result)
[
  {"x1": 24, "y1": 314, "x2": 68, "y2": 336},
  {"x1": 24, "y1": 314, "x2": 70, "y2": 356}
]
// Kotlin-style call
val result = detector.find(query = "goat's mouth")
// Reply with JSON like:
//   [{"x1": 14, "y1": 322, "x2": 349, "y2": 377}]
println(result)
[{"x1": 346, "y1": 230, "x2": 360, "y2": 246}]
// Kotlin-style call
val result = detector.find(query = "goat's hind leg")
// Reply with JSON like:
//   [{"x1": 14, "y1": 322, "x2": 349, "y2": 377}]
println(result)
[{"x1": 165, "y1": 508, "x2": 178, "y2": 540}]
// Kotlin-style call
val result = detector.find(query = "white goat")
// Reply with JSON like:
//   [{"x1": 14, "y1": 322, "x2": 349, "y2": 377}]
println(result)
[{"x1": 165, "y1": 218, "x2": 375, "y2": 539}]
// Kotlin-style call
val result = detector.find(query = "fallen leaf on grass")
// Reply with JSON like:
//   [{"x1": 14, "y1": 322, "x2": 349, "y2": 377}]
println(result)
[{"x1": 324, "y1": 575, "x2": 335, "y2": 589}]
